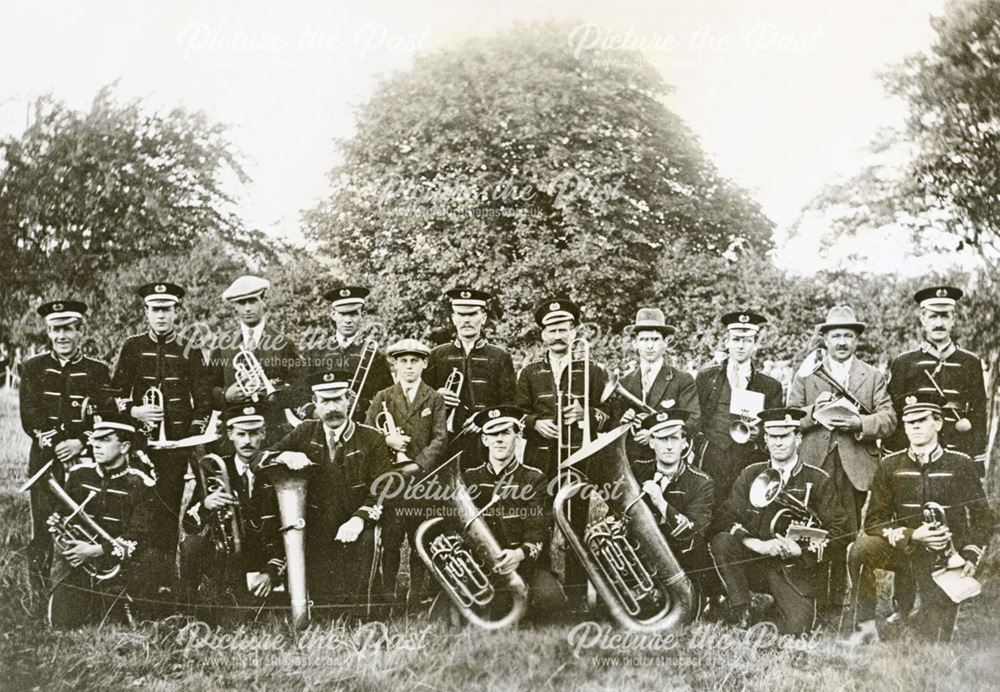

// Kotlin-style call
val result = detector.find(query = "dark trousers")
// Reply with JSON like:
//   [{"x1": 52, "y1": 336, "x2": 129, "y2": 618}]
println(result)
[
  {"x1": 26, "y1": 444, "x2": 62, "y2": 583},
  {"x1": 307, "y1": 526, "x2": 382, "y2": 619},
  {"x1": 823, "y1": 448, "x2": 867, "y2": 606},
  {"x1": 381, "y1": 509, "x2": 432, "y2": 611},
  {"x1": 146, "y1": 447, "x2": 192, "y2": 559},
  {"x1": 847, "y1": 534, "x2": 960, "y2": 642},
  {"x1": 699, "y1": 440, "x2": 765, "y2": 508},
  {"x1": 710, "y1": 531, "x2": 817, "y2": 634}
]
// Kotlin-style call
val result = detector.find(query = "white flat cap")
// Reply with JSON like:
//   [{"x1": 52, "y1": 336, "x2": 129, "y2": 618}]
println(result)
[{"x1": 222, "y1": 275, "x2": 271, "y2": 302}]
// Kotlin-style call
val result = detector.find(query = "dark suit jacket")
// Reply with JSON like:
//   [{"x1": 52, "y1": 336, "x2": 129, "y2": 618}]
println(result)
[
  {"x1": 610, "y1": 361, "x2": 700, "y2": 460},
  {"x1": 365, "y1": 381, "x2": 447, "y2": 473},
  {"x1": 696, "y1": 360, "x2": 784, "y2": 453}
]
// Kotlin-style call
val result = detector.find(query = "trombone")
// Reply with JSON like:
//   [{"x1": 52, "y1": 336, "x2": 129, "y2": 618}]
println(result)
[
  {"x1": 233, "y1": 349, "x2": 302, "y2": 427},
  {"x1": 346, "y1": 339, "x2": 379, "y2": 421},
  {"x1": 556, "y1": 335, "x2": 596, "y2": 490},
  {"x1": 444, "y1": 368, "x2": 464, "y2": 433}
]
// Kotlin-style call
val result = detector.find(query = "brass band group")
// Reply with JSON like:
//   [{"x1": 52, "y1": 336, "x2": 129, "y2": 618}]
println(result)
[{"x1": 19, "y1": 276, "x2": 992, "y2": 644}]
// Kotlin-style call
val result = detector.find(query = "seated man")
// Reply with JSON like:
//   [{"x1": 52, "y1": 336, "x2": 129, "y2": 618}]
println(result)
[
  {"x1": 44, "y1": 411, "x2": 163, "y2": 628},
  {"x1": 632, "y1": 408, "x2": 717, "y2": 609},
  {"x1": 846, "y1": 393, "x2": 991, "y2": 644},
  {"x1": 431, "y1": 406, "x2": 565, "y2": 622},
  {"x1": 710, "y1": 408, "x2": 850, "y2": 634},
  {"x1": 181, "y1": 404, "x2": 279, "y2": 624}
]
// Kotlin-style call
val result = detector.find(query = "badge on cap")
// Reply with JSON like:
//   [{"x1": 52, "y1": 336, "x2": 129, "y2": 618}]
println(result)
[
  {"x1": 53, "y1": 302, "x2": 63, "y2": 311},
  {"x1": 549, "y1": 302, "x2": 560, "y2": 311},
  {"x1": 340, "y1": 288, "x2": 350, "y2": 297},
  {"x1": 905, "y1": 395, "x2": 917, "y2": 406},
  {"x1": 155, "y1": 284, "x2": 166, "y2": 293},
  {"x1": 739, "y1": 313, "x2": 749, "y2": 323},
  {"x1": 488, "y1": 409, "x2": 500, "y2": 418},
  {"x1": 324, "y1": 373, "x2": 335, "y2": 382},
  {"x1": 243, "y1": 406, "x2": 255, "y2": 415},
  {"x1": 461, "y1": 290, "x2": 471, "y2": 299},
  {"x1": 656, "y1": 412, "x2": 668, "y2": 422},
  {"x1": 936, "y1": 288, "x2": 947, "y2": 298}
]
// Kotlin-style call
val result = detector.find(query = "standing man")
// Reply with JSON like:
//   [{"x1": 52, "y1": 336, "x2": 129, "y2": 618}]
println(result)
[
  {"x1": 213, "y1": 275, "x2": 304, "y2": 445},
  {"x1": 423, "y1": 287, "x2": 517, "y2": 468},
  {"x1": 264, "y1": 370, "x2": 393, "y2": 617},
  {"x1": 515, "y1": 298, "x2": 611, "y2": 607},
  {"x1": 846, "y1": 393, "x2": 991, "y2": 644},
  {"x1": 711, "y1": 408, "x2": 850, "y2": 634},
  {"x1": 695, "y1": 310, "x2": 783, "y2": 505},
  {"x1": 20, "y1": 300, "x2": 111, "y2": 584},
  {"x1": 886, "y1": 286, "x2": 988, "y2": 475},
  {"x1": 612, "y1": 308, "x2": 700, "y2": 463},
  {"x1": 111, "y1": 282, "x2": 212, "y2": 559},
  {"x1": 787, "y1": 305, "x2": 896, "y2": 607},
  {"x1": 310, "y1": 286, "x2": 393, "y2": 424}
]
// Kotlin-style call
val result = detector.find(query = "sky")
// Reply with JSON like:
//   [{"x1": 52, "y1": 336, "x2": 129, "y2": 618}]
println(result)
[{"x1": 0, "y1": 0, "x2": 953, "y2": 273}]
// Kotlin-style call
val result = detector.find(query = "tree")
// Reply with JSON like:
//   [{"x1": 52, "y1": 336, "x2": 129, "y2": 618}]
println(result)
[
  {"x1": 304, "y1": 23, "x2": 773, "y2": 353},
  {"x1": 0, "y1": 86, "x2": 267, "y2": 327}
]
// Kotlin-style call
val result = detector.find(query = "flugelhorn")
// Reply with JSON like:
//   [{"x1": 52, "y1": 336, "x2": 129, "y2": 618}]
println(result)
[
  {"x1": 748, "y1": 468, "x2": 828, "y2": 560},
  {"x1": 195, "y1": 453, "x2": 244, "y2": 559},
  {"x1": 142, "y1": 386, "x2": 168, "y2": 444},
  {"x1": 444, "y1": 368, "x2": 464, "y2": 433},
  {"x1": 346, "y1": 339, "x2": 380, "y2": 420},
  {"x1": 260, "y1": 452, "x2": 313, "y2": 629},
  {"x1": 414, "y1": 453, "x2": 529, "y2": 629},
  {"x1": 554, "y1": 425, "x2": 695, "y2": 632},
  {"x1": 375, "y1": 402, "x2": 414, "y2": 465},
  {"x1": 233, "y1": 349, "x2": 302, "y2": 427}
]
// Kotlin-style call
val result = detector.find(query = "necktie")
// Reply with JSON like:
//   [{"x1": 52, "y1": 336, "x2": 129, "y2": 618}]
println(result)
[
  {"x1": 642, "y1": 366, "x2": 654, "y2": 396},
  {"x1": 242, "y1": 468, "x2": 254, "y2": 498}
]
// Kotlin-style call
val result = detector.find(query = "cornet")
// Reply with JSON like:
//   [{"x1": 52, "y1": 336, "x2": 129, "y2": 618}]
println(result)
[
  {"x1": 233, "y1": 349, "x2": 302, "y2": 427},
  {"x1": 142, "y1": 386, "x2": 168, "y2": 444},
  {"x1": 375, "y1": 402, "x2": 414, "y2": 465},
  {"x1": 444, "y1": 368, "x2": 464, "y2": 433},
  {"x1": 729, "y1": 413, "x2": 760, "y2": 444},
  {"x1": 922, "y1": 502, "x2": 966, "y2": 573}
]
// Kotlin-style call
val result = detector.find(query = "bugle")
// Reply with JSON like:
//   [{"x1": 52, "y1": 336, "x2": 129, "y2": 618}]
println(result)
[
  {"x1": 233, "y1": 349, "x2": 303, "y2": 427},
  {"x1": 195, "y1": 453, "x2": 244, "y2": 559},
  {"x1": 444, "y1": 368, "x2": 464, "y2": 433},
  {"x1": 554, "y1": 425, "x2": 695, "y2": 632}
]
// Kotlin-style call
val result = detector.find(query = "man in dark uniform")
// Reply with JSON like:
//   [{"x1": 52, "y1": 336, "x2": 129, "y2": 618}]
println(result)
[
  {"x1": 212, "y1": 275, "x2": 305, "y2": 446},
  {"x1": 845, "y1": 393, "x2": 992, "y2": 644},
  {"x1": 514, "y1": 298, "x2": 612, "y2": 607},
  {"x1": 19, "y1": 300, "x2": 111, "y2": 583},
  {"x1": 111, "y1": 282, "x2": 212, "y2": 557},
  {"x1": 263, "y1": 370, "x2": 392, "y2": 617},
  {"x1": 365, "y1": 338, "x2": 447, "y2": 613},
  {"x1": 181, "y1": 403, "x2": 281, "y2": 624},
  {"x1": 694, "y1": 310, "x2": 783, "y2": 506},
  {"x1": 632, "y1": 408, "x2": 717, "y2": 605},
  {"x1": 886, "y1": 286, "x2": 988, "y2": 474},
  {"x1": 309, "y1": 286, "x2": 393, "y2": 424},
  {"x1": 459, "y1": 406, "x2": 565, "y2": 618},
  {"x1": 423, "y1": 287, "x2": 517, "y2": 468},
  {"x1": 711, "y1": 408, "x2": 850, "y2": 634},
  {"x1": 45, "y1": 411, "x2": 163, "y2": 628},
  {"x1": 611, "y1": 308, "x2": 700, "y2": 464}
]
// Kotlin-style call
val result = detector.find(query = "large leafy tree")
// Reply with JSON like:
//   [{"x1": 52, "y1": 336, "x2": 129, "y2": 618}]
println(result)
[{"x1": 304, "y1": 23, "x2": 773, "y2": 352}]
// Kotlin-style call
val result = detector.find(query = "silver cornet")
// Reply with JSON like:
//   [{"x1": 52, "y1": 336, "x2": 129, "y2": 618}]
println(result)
[
  {"x1": 729, "y1": 413, "x2": 760, "y2": 444},
  {"x1": 444, "y1": 368, "x2": 464, "y2": 433},
  {"x1": 233, "y1": 349, "x2": 302, "y2": 427},
  {"x1": 142, "y1": 386, "x2": 168, "y2": 444},
  {"x1": 375, "y1": 402, "x2": 413, "y2": 465}
]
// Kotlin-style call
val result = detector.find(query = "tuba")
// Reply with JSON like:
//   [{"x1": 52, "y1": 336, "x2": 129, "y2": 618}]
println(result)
[
  {"x1": 414, "y1": 453, "x2": 529, "y2": 629},
  {"x1": 748, "y1": 468, "x2": 828, "y2": 559},
  {"x1": 444, "y1": 368, "x2": 464, "y2": 433},
  {"x1": 195, "y1": 453, "x2": 244, "y2": 558},
  {"x1": 259, "y1": 452, "x2": 313, "y2": 629},
  {"x1": 346, "y1": 339, "x2": 380, "y2": 420},
  {"x1": 553, "y1": 425, "x2": 695, "y2": 632},
  {"x1": 142, "y1": 386, "x2": 168, "y2": 444},
  {"x1": 233, "y1": 349, "x2": 303, "y2": 427}
]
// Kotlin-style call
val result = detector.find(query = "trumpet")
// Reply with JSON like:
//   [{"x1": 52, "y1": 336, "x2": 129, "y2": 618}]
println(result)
[
  {"x1": 729, "y1": 413, "x2": 760, "y2": 444},
  {"x1": 195, "y1": 453, "x2": 244, "y2": 559},
  {"x1": 142, "y1": 386, "x2": 168, "y2": 444},
  {"x1": 375, "y1": 402, "x2": 414, "y2": 465},
  {"x1": 346, "y1": 339, "x2": 380, "y2": 420},
  {"x1": 414, "y1": 454, "x2": 528, "y2": 629},
  {"x1": 554, "y1": 425, "x2": 695, "y2": 632},
  {"x1": 922, "y1": 502, "x2": 966, "y2": 573},
  {"x1": 444, "y1": 368, "x2": 464, "y2": 433},
  {"x1": 748, "y1": 468, "x2": 828, "y2": 560},
  {"x1": 233, "y1": 349, "x2": 302, "y2": 427}
]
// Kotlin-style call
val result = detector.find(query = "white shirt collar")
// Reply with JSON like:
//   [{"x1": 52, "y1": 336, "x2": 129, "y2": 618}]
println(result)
[
  {"x1": 548, "y1": 351, "x2": 570, "y2": 376},
  {"x1": 825, "y1": 355, "x2": 853, "y2": 387},
  {"x1": 241, "y1": 319, "x2": 266, "y2": 350},
  {"x1": 323, "y1": 421, "x2": 349, "y2": 445},
  {"x1": 770, "y1": 455, "x2": 800, "y2": 484}
]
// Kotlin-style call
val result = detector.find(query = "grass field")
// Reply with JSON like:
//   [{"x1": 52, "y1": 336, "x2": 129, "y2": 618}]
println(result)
[{"x1": 1, "y1": 388, "x2": 999, "y2": 691}]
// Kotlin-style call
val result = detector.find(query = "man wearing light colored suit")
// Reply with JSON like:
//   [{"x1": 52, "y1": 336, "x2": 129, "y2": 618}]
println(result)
[{"x1": 787, "y1": 305, "x2": 896, "y2": 607}]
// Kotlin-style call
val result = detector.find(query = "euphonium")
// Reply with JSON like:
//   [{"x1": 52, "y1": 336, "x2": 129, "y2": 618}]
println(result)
[
  {"x1": 196, "y1": 453, "x2": 244, "y2": 558},
  {"x1": 346, "y1": 339, "x2": 380, "y2": 420},
  {"x1": 375, "y1": 402, "x2": 414, "y2": 465},
  {"x1": 444, "y1": 368, "x2": 464, "y2": 433},
  {"x1": 233, "y1": 349, "x2": 303, "y2": 427},
  {"x1": 414, "y1": 453, "x2": 529, "y2": 630},
  {"x1": 553, "y1": 425, "x2": 695, "y2": 632},
  {"x1": 748, "y1": 468, "x2": 828, "y2": 559},
  {"x1": 142, "y1": 386, "x2": 168, "y2": 444},
  {"x1": 260, "y1": 453, "x2": 312, "y2": 629}
]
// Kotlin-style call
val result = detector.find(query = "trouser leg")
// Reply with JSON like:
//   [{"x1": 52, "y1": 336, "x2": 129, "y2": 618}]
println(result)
[
  {"x1": 709, "y1": 531, "x2": 754, "y2": 609},
  {"x1": 765, "y1": 564, "x2": 816, "y2": 634},
  {"x1": 147, "y1": 448, "x2": 191, "y2": 558},
  {"x1": 847, "y1": 534, "x2": 909, "y2": 625}
]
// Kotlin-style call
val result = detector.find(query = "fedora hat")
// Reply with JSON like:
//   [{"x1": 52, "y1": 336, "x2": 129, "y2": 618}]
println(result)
[
  {"x1": 817, "y1": 305, "x2": 865, "y2": 335},
  {"x1": 629, "y1": 307, "x2": 676, "y2": 336}
]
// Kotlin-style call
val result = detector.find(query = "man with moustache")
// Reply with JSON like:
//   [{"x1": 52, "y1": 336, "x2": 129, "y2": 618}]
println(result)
[
  {"x1": 263, "y1": 370, "x2": 392, "y2": 616},
  {"x1": 787, "y1": 306, "x2": 896, "y2": 608},
  {"x1": 111, "y1": 282, "x2": 212, "y2": 559},
  {"x1": 515, "y1": 298, "x2": 612, "y2": 608},
  {"x1": 885, "y1": 286, "x2": 988, "y2": 474},
  {"x1": 612, "y1": 308, "x2": 700, "y2": 464},
  {"x1": 423, "y1": 287, "x2": 517, "y2": 468},
  {"x1": 181, "y1": 404, "x2": 281, "y2": 623},
  {"x1": 20, "y1": 300, "x2": 111, "y2": 585},
  {"x1": 212, "y1": 275, "x2": 304, "y2": 445},
  {"x1": 309, "y1": 286, "x2": 393, "y2": 424},
  {"x1": 695, "y1": 310, "x2": 783, "y2": 506},
  {"x1": 711, "y1": 408, "x2": 850, "y2": 634}
]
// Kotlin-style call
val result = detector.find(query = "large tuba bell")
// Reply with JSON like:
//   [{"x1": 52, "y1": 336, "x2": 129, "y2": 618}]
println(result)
[
  {"x1": 233, "y1": 349, "x2": 303, "y2": 427},
  {"x1": 414, "y1": 453, "x2": 529, "y2": 629},
  {"x1": 195, "y1": 453, "x2": 245, "y2": 559},
  {"x1": 553, "y1": 425, "x2": 695, "y2": 632},
  {"x1": 748, "y1": 468, "x2": 828, "y2": 559},
  {"x1": 259, "y1": 452, "x2": 313, "y2": 629}
]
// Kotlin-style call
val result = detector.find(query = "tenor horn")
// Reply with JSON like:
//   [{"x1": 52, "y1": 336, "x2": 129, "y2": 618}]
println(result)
[
  {"x1": 195, "y1": 453, "x2": 244, "y2": 559},
  {"x1": 554, "y1": 425, "x2": 695, "y2": 632},
  {"x1": 414, "y1": 453, "x2": 529, "y2": 629},
  {"x1": 233, "y1": 349, "x2": 302, "y2": 427},
  {"x1": 444, "y1": 368, "x2": 464, "y2": 433}
]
